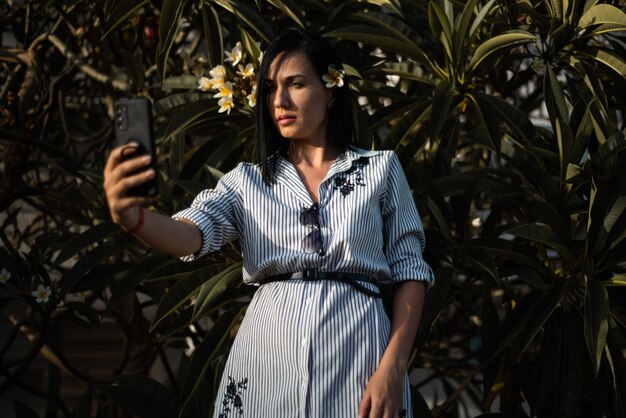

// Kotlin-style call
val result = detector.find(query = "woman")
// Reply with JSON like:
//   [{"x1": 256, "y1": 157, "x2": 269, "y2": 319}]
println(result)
[{"x1": 104, "y1": 27, "x2": 434, "y2": 418}]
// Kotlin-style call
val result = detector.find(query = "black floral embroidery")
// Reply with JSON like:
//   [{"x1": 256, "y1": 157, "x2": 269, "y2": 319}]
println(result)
[
  {"x1": 218, "y1": 376, "x2": 248, "y2": 417},
  {"x1": 333, "y1": 156, "x2": 369, "y2": 197},
  {"x1": 400, "y1": 409, "x2": 407, "y2": 417}
]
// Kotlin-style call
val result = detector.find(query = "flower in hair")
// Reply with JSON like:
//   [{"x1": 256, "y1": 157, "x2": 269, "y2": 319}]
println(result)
[{"x1": 322, "y1": 65, "x2": 345, "y2": 88}]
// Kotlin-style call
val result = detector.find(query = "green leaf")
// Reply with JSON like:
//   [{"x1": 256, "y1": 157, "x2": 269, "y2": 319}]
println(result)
[
  {"x1": 544, "y1": 65, "x2": 570, "y2": 129},
  {"x1": 356, "y1": 0, "x2": 404, "y2": 16},
  {"x1": 153, "y1": 92, "x2": 207, "y2": 115},
  {"x1": 157, "y1": 0, "x2": 186, "y2": 81},
  {"x1": 505, "y1": 223, "x2": 576, "y2": 270},
  {"x1": 381, "y1": 105, "x2": 431, "y2": 150},
  {"x1": 181, "y1": 304, "x2": 245, "y2": 411},
  {"x1": 350, "y1": 11, "x2": 422, "y2": 54},
  {"x1": 161, "y1": 99, "x2": 219, "y2": 143},
  {"x1": 101, "y1": 0, "x2": 149, "y2": 39},
  {"x1": 429, "y1": 80, "x2": 455, "y2": 143},
  {"x1": 591, "y1": 128, "x2": 626, "y2": 170},
  {"x1": 200, "y1": 1, "x2": 223, "y2": 69},
  {"x1": 97, "y1": 375, "x2": 177, "y2": 418},
  {"x1": 584, "y1": 277, "x2": 609, "y2": 376},
  {"x1": 373, "y1": 62, "x2": 435, "y2": 85},
  {"x1": 53, "y1": 221, "x2": 119, "y2": 266},
  {"x1": 475, "y1": 92, "x2": 540, "y2": 144},
  {"x1": 161, "y1": 75, "x2": 202, "y2": 90},
  {"x1": 468, "y1": 0, "x2": 497, "y2": 40},
  {"x1": 576, "y1": 49, "x2": 626, "y2": 79},
  {"x1": 213, "y1": 0, "x2": 274, "y2": 43},
  {"x1": 169, "y1": 133, "x2": 184, "y2": 180},
  {"x1": 428, "y1": 2, "x2": 453, "y2": 61},
  {"x1": 467, "y1": 94, "x2": 500, "y2": 155},
  {"x1": 604, "y1": 274, "x2": 626, "y2": 287},
  {"x1": 60, "y1": 236, "x2": 135, "y2": 297},
  {"x1": 240, "y1": 28, "x2": 263, "y2": 66},
  {"x1": 192, "y1": 263, "x2": 243, "y2": 321},
  {"x1": 149, "y1": 263, "x2": 231, "y2": 331},
  {"x1": 468, "y1": 30, "x2": 535, "y2": 71},
  {"x1": 486, "y1": 288, "x2": 563, "y2": 365},
  {"x1": 454, "y1": 0, "x2": 481, "y2": 63},
  {"x1": 267, "y1": 0, "x2": 305, "y2": 27},
  {"x1": 324, "y1": 26, "x2": 441, "y2": 77},
  {"x1": 578, "y1": 4, "x2": 626, "y2": 29},
  {"x1": 415, "y1": 267, "x2": 455, "y2": 349},
  {"x1": 459, "y1": 237, "x2": 548, "y2": 272},
  {"x1": 606, "y1": 319, "x2": 626, "y2": 417}
]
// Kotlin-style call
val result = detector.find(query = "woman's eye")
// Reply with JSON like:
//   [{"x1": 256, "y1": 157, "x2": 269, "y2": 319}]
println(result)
[{"x1": 290, "y1": 82, "x2": 304, "y2": 88}]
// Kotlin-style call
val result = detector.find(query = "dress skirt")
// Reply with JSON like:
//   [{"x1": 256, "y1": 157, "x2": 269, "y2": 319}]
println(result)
[{"x1": 213, "y1": 279, "x2": 413, "y2": 418}]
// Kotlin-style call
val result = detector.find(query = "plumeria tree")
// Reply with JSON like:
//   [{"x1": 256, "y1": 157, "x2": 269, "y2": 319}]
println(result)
[{"x1": 1, "y1": 0, "x2": 625, "y2": 417}]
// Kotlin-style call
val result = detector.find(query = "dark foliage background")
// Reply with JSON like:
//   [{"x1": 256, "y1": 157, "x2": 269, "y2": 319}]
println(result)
[{"x1": 1, "y1": 0, "x2": 625, "y2": 417}]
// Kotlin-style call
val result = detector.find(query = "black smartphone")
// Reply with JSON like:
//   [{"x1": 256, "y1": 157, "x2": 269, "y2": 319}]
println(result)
[{"x1": 114, "y1": 97, "x2": 159, "y2": 197}]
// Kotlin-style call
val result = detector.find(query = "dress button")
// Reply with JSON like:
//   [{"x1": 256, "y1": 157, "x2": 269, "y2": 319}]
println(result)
[{"x1": 301, "y1": 337, "x2": 307, "y2": 346}]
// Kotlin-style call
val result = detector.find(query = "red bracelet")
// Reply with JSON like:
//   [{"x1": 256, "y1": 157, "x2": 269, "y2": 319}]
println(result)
[{"x1": 126, "y1": 207, "x2": 145, "y2": 234}]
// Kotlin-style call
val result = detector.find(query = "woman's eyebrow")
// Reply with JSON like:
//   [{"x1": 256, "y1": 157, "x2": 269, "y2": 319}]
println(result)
[{"x1": 267, "y1": 74, "x2": 307, "y2": 83}]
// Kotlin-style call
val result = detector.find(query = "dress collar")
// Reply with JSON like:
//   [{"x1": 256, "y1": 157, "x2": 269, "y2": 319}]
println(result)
[
  {"x1": 325, "y1": 147, "x2": 381, "y2": 180},
  {"x1": 273, "y1": 147, "x2": 382, "y2": 204}
]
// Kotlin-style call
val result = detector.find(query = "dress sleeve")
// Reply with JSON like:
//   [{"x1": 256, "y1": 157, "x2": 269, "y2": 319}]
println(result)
[
  {"x1": 171, "y1": 164, "x2": 243, "y2": 261},
  {"x1": 381, "y1": 152, "x2": 435, "y2": 287}
]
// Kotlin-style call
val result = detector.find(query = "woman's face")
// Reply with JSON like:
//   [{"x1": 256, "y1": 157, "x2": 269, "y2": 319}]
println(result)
[{"x1": 266, "y1": 51, "x2": 333, "y2": 146}]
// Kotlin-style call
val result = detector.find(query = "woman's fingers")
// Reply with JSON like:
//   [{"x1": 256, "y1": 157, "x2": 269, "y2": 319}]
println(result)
[
  {"x1": 358, "y1": 390, "x2": 371, "y2": 418},
  {"x1": 103, "y1": 144, "x2": 158, "y2": 229}
]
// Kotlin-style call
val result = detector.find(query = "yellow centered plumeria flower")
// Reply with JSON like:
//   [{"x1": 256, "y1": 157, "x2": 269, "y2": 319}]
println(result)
[
  {"x1": 225, "y1": 42, "x2": 243, "y2": 66},
  {"x1": 214, "y1": 81, "x2": 234, "y2": 99},
  {"x1": 208, "y1": 65, "x2": 227, "y2": 89},
  {"x1": 322, "y1": 65, "x2": 345, "y2": 88},
  {"x1": 246, "y1": 84, "x2": 257, "y2": 108},
  {"x1": 0, "y1": 268, "x2": 10, "y2": 284},
  {"x1": 32, "y1": 284, "x2": 52, "y2": 303},
  {"x1": 218, "y1": 96, "x2": 235, "y2": 114},
  {"x1": 210, "y1": 64, "x2": 227, "y2": 79},
  {"x1": 198, "y1": 76, "x2": 212, "y2": 91},
  {"x1": 237, "y1": 63, "x2": 255, "y2": 79}
]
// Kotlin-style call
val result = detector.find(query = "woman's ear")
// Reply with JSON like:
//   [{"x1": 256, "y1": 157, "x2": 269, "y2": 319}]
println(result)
[{"x1": 327, "y1": 89, "x2": 336, "y2": 109}]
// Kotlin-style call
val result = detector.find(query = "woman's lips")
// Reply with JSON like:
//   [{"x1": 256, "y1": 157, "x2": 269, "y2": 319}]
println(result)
[{"x1": 277, "y1": 116, "x2": 296, "y2": 126}]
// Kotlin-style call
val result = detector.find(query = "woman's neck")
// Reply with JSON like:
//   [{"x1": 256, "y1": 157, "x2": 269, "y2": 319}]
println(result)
[{"x1": 287, "y1": 142, "x2": 336, "y2": 168}]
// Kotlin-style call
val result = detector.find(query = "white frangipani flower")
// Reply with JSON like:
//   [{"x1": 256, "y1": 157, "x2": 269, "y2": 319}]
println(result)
[
  {"x1": 214, "y1": 81, "x2": 234, "y2": 99},
  {"x1": 198, "y1": 76, "x2": 212, "y2": 91},
  {"x1": 209, "y1": 64, "x2": 227, "y2": 79},
  {"x1": 246, "y1": 84, "x2": 257, "y2": 108},
  {"x1": 322, "y1": 65, "x2": 345, "y2": 88},
  {"x1": 0, "y1": 268, "x2": 10, "y2": 284},
  {"x1": 237, "y1": 63, "x2": 255, "y2": 79},
  {"x1": 218, "y1": 97, "x2": 235, "y2": 114},
  {"x1": 32, "y1": 284, "x2": 52, "y2": 304},
  {"x1": 225, "y1": 42, "x2": 243, "y2": 66}
]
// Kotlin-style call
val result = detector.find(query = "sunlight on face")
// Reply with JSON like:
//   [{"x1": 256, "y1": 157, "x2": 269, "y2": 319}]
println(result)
[{"x1": 267, "y1": 51, "x2": 334, "y2": 146}]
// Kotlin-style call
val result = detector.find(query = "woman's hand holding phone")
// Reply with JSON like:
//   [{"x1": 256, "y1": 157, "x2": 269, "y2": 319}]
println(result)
[{"x1": 103, "y1": 144, "x2": 158, "y2": 231}]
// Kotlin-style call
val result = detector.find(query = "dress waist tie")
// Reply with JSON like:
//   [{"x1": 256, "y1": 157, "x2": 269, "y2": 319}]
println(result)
[{"x1": 258, "y1": 269, "x2": 381, "y2": 298}]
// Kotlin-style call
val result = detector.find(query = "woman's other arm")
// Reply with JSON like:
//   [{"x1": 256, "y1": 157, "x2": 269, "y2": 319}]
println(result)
[{"x1": 359, "y1": 281, "x2": 425, "y2": 418}]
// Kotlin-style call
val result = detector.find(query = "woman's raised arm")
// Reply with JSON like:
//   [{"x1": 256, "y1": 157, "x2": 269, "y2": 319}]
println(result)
[{"x1": 103, "y1": 144, "x2": 202, "y2": 257}]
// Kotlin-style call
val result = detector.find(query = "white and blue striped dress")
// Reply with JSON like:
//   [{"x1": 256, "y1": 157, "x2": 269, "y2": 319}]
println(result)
[{"x1": 172, "y1": 148, "x2": 434, "y2": 418}]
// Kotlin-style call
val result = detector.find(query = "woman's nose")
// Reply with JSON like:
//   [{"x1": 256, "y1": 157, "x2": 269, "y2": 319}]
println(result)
[{"x1": 273, "y1": 85, "x2": 289, "y2": 108}]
